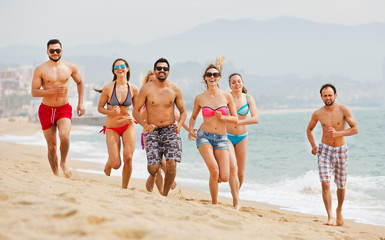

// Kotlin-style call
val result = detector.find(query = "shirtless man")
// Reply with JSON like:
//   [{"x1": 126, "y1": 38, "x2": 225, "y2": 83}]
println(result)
[
  {"x1": 31, "y1": 39, "x2": 85, "y2": 178},
  {"x1": 133, "y1": 58, "x2": 187, "y2": 196},
  {"x1": 307, "y1": 83, "x2": 358, "y2": 226}
]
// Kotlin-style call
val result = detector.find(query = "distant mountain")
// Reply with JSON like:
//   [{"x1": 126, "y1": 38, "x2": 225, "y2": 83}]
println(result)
[
  {"x1": 1, "y1": 17, "x2": 384, "y2": 109},
  {"x1": 1, "y1": 17, "x2": 384, "y2": 82}
]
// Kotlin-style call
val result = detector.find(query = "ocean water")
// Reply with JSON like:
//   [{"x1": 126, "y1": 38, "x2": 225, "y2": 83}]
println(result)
[{"x1": 1, "y1": 108, "x2": 384, "y2": 226}]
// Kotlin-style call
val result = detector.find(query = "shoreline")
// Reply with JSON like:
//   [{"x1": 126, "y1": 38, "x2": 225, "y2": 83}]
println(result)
[{"x1": 1, "y1": 117, "x2": 385, "y2": 239}]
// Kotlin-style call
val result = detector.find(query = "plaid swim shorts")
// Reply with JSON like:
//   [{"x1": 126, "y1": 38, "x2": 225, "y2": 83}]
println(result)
[
  {"x1": 317, "y1": 142, "x2": 349, "y2": 189},
  {"x1": 145, "y1": 125, "x2": 182, "y2": 166}
]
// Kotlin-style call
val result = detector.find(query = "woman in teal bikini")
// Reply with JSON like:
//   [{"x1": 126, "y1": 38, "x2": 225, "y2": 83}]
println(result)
[{"x1": 226, "y1": 73, "x2": 259, "y2": 191}]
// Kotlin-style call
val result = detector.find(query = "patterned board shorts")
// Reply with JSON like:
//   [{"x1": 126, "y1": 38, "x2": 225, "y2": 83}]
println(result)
[
  {"x1": 317, "y1": 142, "x2": 349, "y2": 189},
  {"x1": 145, "y1": 125, "x2": 182, "y2": 166}
]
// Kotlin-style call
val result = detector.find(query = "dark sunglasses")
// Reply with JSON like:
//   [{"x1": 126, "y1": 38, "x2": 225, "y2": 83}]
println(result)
[
  {"x1": 49, "y1": 49, "x2": 61, "y2": 54},
  {"x1": 114, "y1": 64, "x2": 126, "y2": 70},
  {"x1": 155, "y1": 66, "x2": 169, "y2": 71},
  {"x1": 205, "y1": 72, "x2": 221, "y2": 78}
]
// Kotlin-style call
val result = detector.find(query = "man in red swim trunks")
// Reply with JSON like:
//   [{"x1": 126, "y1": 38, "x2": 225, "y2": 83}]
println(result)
[{"x1": 31, "y1": 39, "x2": 85, "y2": 178}]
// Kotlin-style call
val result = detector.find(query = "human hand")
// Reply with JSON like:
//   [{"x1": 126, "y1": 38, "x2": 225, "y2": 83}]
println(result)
[
  {"x1": 145, "y1": 123, "x2": 156, "y2": 133},
  {"x1": 311, "y1": 145, "x2": 317, "y2": 155},
  {"x1": 173, "y1": 123, "x2": 181, "y2": 134},
  {"x1": 110, "y1": 106, "x2": 120, "y2": 116},
  {"x1": 188, "y1": 128, "x2": 197, "y2": 141},
  {"x1": 77, "y1": 104, "x2": 85, "y2": 117},
  {"x1": 126, "y1": 115, "x2": 134, "y2": 124},
  {"x1": 328, "y1": 127, "x2": 337, "y2": 138},
  {"x1": 214, "y1": 111, "x2": 222, "y2": 120},
  {"x1": 51, "y1": 85, "x2": 68, "y2": 94}
]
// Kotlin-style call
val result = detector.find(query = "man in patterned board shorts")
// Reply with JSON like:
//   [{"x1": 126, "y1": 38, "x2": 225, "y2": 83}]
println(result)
[
  {"x1": 133, "y1": 58, "x2": 187, "y2": 197},
  {"x1": 307, "y1": 83, "x2": 358, "y2": 226}
]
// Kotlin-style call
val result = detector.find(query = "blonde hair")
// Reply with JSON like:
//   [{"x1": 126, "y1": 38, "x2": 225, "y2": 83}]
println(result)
[
  {"x1": 139, "y1": 70, "x2": 154, "y2": 87},
  {"x1": 202, "y1": 56, "x2": 225, "y2": 89}
]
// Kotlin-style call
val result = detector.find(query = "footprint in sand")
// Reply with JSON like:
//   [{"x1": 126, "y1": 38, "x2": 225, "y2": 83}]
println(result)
[
  {"x1": 52, "y1": 209, "x2": 78, "y2": 218},
  {"x1": 87, "y1": 216, "x2": 107, "y2": 225},
  {"x1": 115, "y1": 228, "x2": 147, "y2": 239}
]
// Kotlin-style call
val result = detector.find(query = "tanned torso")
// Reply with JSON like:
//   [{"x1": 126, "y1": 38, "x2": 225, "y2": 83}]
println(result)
[
  {"x1": 38, "y1": 61, "x2": 74, "y2": 107},
  {"x1": 145, "y1": 81, "x2": 177, "y2": 127},
  {"x1": 315, "y1": 104, "x2": 348, "y2": 147}
]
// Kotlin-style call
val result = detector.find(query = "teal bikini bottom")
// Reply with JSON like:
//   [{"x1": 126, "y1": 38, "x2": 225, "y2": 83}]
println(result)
[{"x1": 227, "y1": 132, "x2": 248, "y2": 146}]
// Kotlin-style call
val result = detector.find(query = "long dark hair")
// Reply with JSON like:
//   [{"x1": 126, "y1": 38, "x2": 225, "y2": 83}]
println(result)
[{"x1": 229, "y1": 73, "x2": 247, "y2": 93}]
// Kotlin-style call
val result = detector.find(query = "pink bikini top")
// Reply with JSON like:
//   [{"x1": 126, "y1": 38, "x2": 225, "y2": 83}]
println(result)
[{"x1": 202, "y1": 106, "x2": 228, "y2": 118}]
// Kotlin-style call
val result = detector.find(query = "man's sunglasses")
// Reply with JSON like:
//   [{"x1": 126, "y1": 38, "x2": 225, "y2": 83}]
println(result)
[
  {"x1": 114, "y1": 64, "x2": 126, "y2": 70},
  {"x1": 49, "y1": 49, "x2": 61, "y2": 54},
  {"x1": 205, "y1": 72, "x2": 221, "y2": 78},
  {"x1": 155, "y1": 66, "x2": 169, "y2": 71}
]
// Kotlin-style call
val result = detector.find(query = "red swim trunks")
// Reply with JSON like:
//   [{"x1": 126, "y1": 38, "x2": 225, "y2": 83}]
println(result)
[{"x1": 38, "y1": 103, "x2": 72, "y2": 130}]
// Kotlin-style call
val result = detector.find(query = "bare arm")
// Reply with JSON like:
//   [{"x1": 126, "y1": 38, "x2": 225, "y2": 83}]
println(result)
[
  {"x1": 70, "y1": 64, "x2": 85, "y2": 116},
  {"x1": 306, "y1": 112, "x2": 319, "y2": 155},
  {"x1": 97, "y1": 87, "x2": 120, "y2": 116},
  {"x1": 217, "y1": 92, "x2": 238, "y2": 124},
  {"x1": 237, "y1": 94, "x2": 259, "y2": 125},
  {"x1": 174, "y1": 87, "x2": 187, "y2": 133},
  {"x1": 31, "y1": 66, "x2": 67, "y2": 97},
  {"x1": 130, "y1": 83, "x2": 139, "y2": 118},
  {"x1": 188, "y1": 96, "x2": 201, "y2": 140},
  {"x1": 174, "y1": 110, "x2": 190, "y2": 132},
  {"x1": 133, "y1": 86, "x2": 155, "y2": 133}
]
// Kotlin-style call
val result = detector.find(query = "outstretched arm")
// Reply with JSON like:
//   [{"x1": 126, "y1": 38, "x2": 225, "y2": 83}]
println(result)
[
  {"x1": 306, "y1": 112, "x2": 319, "y2": 155},
  {"x1": 237, "y1": 95, "x2": 258, "y2": 125},
  {"x1": 174, "y1": 87, "x2": 187, "y2": 134},
  {"x1": 71, "y1": 64, "x2": 85, "y2": 116},
  {"x1": 188, "y1": 97, "x2": 201, "y2": 140}
]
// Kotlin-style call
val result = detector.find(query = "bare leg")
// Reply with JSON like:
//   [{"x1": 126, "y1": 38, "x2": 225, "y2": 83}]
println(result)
[
  {"x1": 228, "y1": 141, "x2": 240, "y2": 210},
  {"x1": 104, "y1": 138, "x2": 121, "y2": 176},
  {"x1": 146, "y1": 169, "x2": 163, "y2": 193},
  {"x1": 234, "y1": 137, "x2": 248, "y2": 189},
  {"x1": 154, "y1": 169, "x2": 164, "y2": 194},
  {"x1": 43, "y1": 127, "x2": 58, "y2": 176},
  {"x1": 162, "y1": 160, "x2": 176, "y2": 197},
  {"x1": 321, "y1": 181, "x2": 334, "y2": 225},
  {"x1": 161, "y1": 157, "x2": 176, "y2": 190},
  {"x1": 121, "y1": 125, "x2": 135, "y2": 189},
  {"x1": 198, "y1": 145, "x2": 219, "y2": 204},
  {"x1": 336, "y1": 188, "x2": 346, "y2": 226},
  {"x1": 147, "y1": 164, "x2": 161, "y2": 191},
  {"x1": 57, "y1": 118, "x2": 72, "y2": 178}
]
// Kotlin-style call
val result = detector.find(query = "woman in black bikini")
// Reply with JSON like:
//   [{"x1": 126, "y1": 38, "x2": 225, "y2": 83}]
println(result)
[{"x1": 97, "y1": 58, "x2": 139, "y2": 188}]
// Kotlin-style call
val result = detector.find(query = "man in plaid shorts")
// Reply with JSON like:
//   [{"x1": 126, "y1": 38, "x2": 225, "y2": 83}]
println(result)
[{"x1": 306, "y1": 83, "x2": 358, "y2": 226}]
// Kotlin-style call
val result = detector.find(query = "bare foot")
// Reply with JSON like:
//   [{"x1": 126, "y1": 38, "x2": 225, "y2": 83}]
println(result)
[
  {"x1": 324, "y1": 217, "x2": 334, "y2": 226},
  {"x1": 171, "y1": 181, "x2": 177, "y2": 190},
  {"x1": 233, "y1": 203, "x2": 240, "y2": 210},
  {"x1": 104, "y1": 161, "x2": 111, "y2": 176},
  {"x1": 146, "y1": 175, "x2": 155, "y2": 192},
  {"x1": 60, "y1": 164, "x2": 72, "y2": 178},
  {"x1": 336, "y1": 207, "x2": 344, "y2": 226}
]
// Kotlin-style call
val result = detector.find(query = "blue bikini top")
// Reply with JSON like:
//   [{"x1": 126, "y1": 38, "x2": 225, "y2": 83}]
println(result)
[
  {"x1": 237, "y1": 94, "x2": 249, "y2": 116},
  {"x1": 107, "y1": 82, "x2": 132, "y2": 107}
]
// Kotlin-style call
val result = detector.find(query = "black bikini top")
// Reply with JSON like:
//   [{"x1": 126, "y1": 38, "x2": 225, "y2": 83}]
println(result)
[{"x1": 107, "y1": 82, "x2": 132, "y2": 107}]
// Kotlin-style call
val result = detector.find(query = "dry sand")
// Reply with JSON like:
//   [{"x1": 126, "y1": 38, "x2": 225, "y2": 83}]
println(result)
[{"x1": 0, "y1": 117, "x2": 384, "y2": 240}]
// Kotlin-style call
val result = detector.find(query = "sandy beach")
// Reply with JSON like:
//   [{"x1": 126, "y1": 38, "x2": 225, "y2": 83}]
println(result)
[{"x1": 0, "y1": 117, "x2": 384, "y2": 240}]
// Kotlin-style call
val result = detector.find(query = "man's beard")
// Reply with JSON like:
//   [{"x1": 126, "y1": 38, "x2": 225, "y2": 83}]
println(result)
[
  {"x1": 49, "y1": 56, "x2": 61, "y2": 62},
  {"x1": 324, "y1": 100, "x2": 335, "y2": 106},
  {"x1": 157, "y1": 75, "x2": 166, "y2": 82}
]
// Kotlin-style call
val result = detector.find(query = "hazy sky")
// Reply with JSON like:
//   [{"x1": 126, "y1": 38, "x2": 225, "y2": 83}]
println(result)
[{"x1": 1, "y1": 0, "x2": 385, "y2": 48}]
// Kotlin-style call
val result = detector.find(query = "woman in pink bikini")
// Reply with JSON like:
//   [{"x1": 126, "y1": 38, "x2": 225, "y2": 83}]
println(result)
[
  {"x1": 97, "y1": 58, "x2": 139, "y2": 188},
  {"x1": 188, "y1": 57, "x2": 239, "y2": 208}
]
